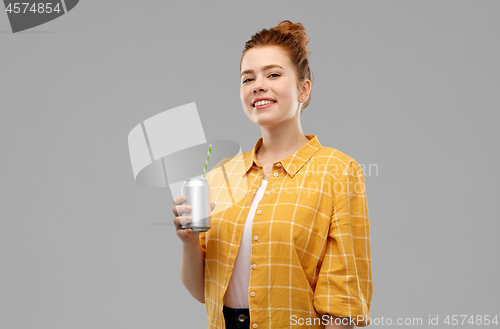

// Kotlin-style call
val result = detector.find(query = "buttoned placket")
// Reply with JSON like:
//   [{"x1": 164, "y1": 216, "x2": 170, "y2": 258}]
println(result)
[{"x1": 248, "y1": 161, "x2": 283, "y2": 320}]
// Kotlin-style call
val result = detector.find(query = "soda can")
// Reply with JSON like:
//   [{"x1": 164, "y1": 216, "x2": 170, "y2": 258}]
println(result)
[{"x1": 180, "y1": 178, "x2": 211, "y2": 232}]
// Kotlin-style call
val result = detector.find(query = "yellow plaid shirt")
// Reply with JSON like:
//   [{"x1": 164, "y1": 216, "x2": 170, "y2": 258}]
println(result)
[{"x1": 199, "y1": 135, "x2": 372, "y2": 328}]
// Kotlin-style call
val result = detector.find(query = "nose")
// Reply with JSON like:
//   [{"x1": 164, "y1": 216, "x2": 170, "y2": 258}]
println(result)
[{"x1": 252, "y1": 77, "x2": 267, "y2": 93}]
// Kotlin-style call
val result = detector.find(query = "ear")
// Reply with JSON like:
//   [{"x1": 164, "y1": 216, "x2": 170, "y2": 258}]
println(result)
[{"x1": 299, "y1": 79, "x2": 312, "y2": 102}]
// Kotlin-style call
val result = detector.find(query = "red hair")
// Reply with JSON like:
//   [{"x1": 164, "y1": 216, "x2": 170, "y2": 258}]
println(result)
[{"x1": 241, "y1": 20, "x2": 314, "y2": 113}]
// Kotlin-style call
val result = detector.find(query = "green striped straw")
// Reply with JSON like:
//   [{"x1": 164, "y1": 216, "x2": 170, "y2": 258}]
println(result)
[{"x1": 201, "y1": 144, "x2": 212, "y2": 179}]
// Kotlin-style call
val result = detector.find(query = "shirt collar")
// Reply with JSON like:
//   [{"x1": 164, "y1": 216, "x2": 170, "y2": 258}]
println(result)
[{"x1": 242, "y1": 135, "x2": 322, "y2": 178}]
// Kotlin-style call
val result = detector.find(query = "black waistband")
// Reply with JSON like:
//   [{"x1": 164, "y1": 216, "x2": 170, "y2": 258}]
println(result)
[{"x1": 223, "y1": 305, "x2": 250, "y2": 328}]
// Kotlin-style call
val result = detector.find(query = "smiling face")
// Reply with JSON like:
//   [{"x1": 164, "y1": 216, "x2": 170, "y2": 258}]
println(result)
[{"x1": 240, "y1": 46, "x2": 306, "y2": 128}]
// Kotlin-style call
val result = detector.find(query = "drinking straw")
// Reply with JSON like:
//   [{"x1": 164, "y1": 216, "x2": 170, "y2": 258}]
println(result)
[{"x1": 202, "y1": 144, "x2": 212, "y2": 179}]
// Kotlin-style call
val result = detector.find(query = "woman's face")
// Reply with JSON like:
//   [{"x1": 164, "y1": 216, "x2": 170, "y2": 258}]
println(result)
[{"x1": 240, "y1": 46, "x2": 304, "y2": 128}]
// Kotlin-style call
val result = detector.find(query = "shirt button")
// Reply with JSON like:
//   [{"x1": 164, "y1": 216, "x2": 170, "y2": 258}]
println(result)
[
  {"x1": 253, "y1": 235, "x2": 258, "y2": 241},
  {"x1": 256, "y1": 210, "x2": 262, "y2": 215},
  {"x1": 273, "y1": 172, "x2": 278, "y2": 177},
  {"x1": 276, "y1": 163, "x2": 281, "y2": 167},
  {"x1": 250, "y1": 292, "x2": 255, "y2": 297},
  {"x1": 253, "y1": 324, "x2": 258, "y2": 328},
  {"x1": 251, "y1": 264, "x2": 256, "y2": 269},
  {"x1": 265, "y1": 191, "x2": 270, "y2": 196}
]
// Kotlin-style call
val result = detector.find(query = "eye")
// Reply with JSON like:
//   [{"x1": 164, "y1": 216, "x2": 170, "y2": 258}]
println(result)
[
  {"x1": 242, "y1": 78, "x2": 253, "y2": 84},
  {"x1": 269, "y1": 73, "x2": 280, "y2": 78}
]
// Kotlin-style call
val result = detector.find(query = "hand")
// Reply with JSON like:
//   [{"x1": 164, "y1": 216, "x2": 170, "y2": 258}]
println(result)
[{"x1": 172, "y1": 195, "x2": 215, "y2": 246}]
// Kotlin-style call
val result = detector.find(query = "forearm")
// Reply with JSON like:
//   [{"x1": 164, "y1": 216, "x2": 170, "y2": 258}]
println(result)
[{"x1": 179, "y1": 241, "x2": 205, "y2": 303}]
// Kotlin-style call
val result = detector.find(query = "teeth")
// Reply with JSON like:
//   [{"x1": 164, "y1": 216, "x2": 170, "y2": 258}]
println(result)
[{"x1": 254, "y1": 100, "x2": 275, "y2": 107}]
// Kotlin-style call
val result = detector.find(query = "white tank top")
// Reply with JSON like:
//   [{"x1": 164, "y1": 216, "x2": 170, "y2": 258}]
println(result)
[{"x1": 223, "y1": 179, "x2": 268, "y2": 308}]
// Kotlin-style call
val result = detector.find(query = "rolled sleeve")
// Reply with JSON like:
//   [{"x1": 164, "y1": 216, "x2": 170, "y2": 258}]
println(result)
[{"x1": 314, "y1": 160, "x2": 372, "y2": 327}]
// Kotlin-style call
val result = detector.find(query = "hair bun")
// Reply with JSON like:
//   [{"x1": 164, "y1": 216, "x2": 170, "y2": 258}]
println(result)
[{"x1": 273, "y1": 20, "x2": 310, "y2": 55}]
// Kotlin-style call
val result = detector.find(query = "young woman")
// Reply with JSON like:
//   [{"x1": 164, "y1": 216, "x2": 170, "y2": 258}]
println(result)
[{"x1": 173, "y1": 20, "x2": 372, "y2": 329}]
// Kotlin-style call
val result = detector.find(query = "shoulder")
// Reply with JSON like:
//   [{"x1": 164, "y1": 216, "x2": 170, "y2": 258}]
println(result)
[
  {"x1": 313, "y1": 146, "x2": 360, "y2": 176},
  {"x1": 214, "y1": 152, "x2": 246, "y2": 170}
]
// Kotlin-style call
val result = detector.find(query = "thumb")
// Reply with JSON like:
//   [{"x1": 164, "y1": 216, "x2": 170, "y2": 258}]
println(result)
[{"x1": 211, "y1": 202, "x2": 216, "y2": 211}]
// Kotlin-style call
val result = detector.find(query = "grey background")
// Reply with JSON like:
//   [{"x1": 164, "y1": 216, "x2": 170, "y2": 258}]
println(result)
[{"x1": 1, "y1": 1, "x2": 499, "y2": 328}]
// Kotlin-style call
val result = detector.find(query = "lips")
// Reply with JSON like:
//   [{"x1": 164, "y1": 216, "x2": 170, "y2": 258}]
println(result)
[
  {"x1": 252, "y1": 97, "x2": 276, "y2": 107},
  {"x1": 253, "y1": 101, "x2": 276, "y2": 110}
]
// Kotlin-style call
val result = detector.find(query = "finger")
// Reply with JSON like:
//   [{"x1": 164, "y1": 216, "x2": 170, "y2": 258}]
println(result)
[
  {"x1": 173, "y1": 195, "x2": 187, "y2": 206},
  {"x1": 211, "y1": 202, "x2": 216, "y2": 211},
  {"x1": 173, "y1": 215, "x2": 193, "y2": 228},
  {"x1": 173, "y1": 204, "x2": 192, "y2": 217},
  {"x1": 177, "y1": 227, "x2": 195, "y2": 239},
  {"x1": 178, "y1": 215, "x2": 193, "y2": 226},
  {"x1": 173, "y1": 216, "x2": 181, "y2": 228}
]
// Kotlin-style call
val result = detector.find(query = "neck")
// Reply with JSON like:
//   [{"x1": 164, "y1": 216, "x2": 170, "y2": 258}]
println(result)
[{"x1": 257, "y1": 117, "x2": 309, "y2": 160}]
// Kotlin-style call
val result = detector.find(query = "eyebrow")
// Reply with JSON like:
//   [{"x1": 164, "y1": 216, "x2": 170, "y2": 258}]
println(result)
[{"x1": 240, "y1": 64, "x2": 284, "y2": 77}]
